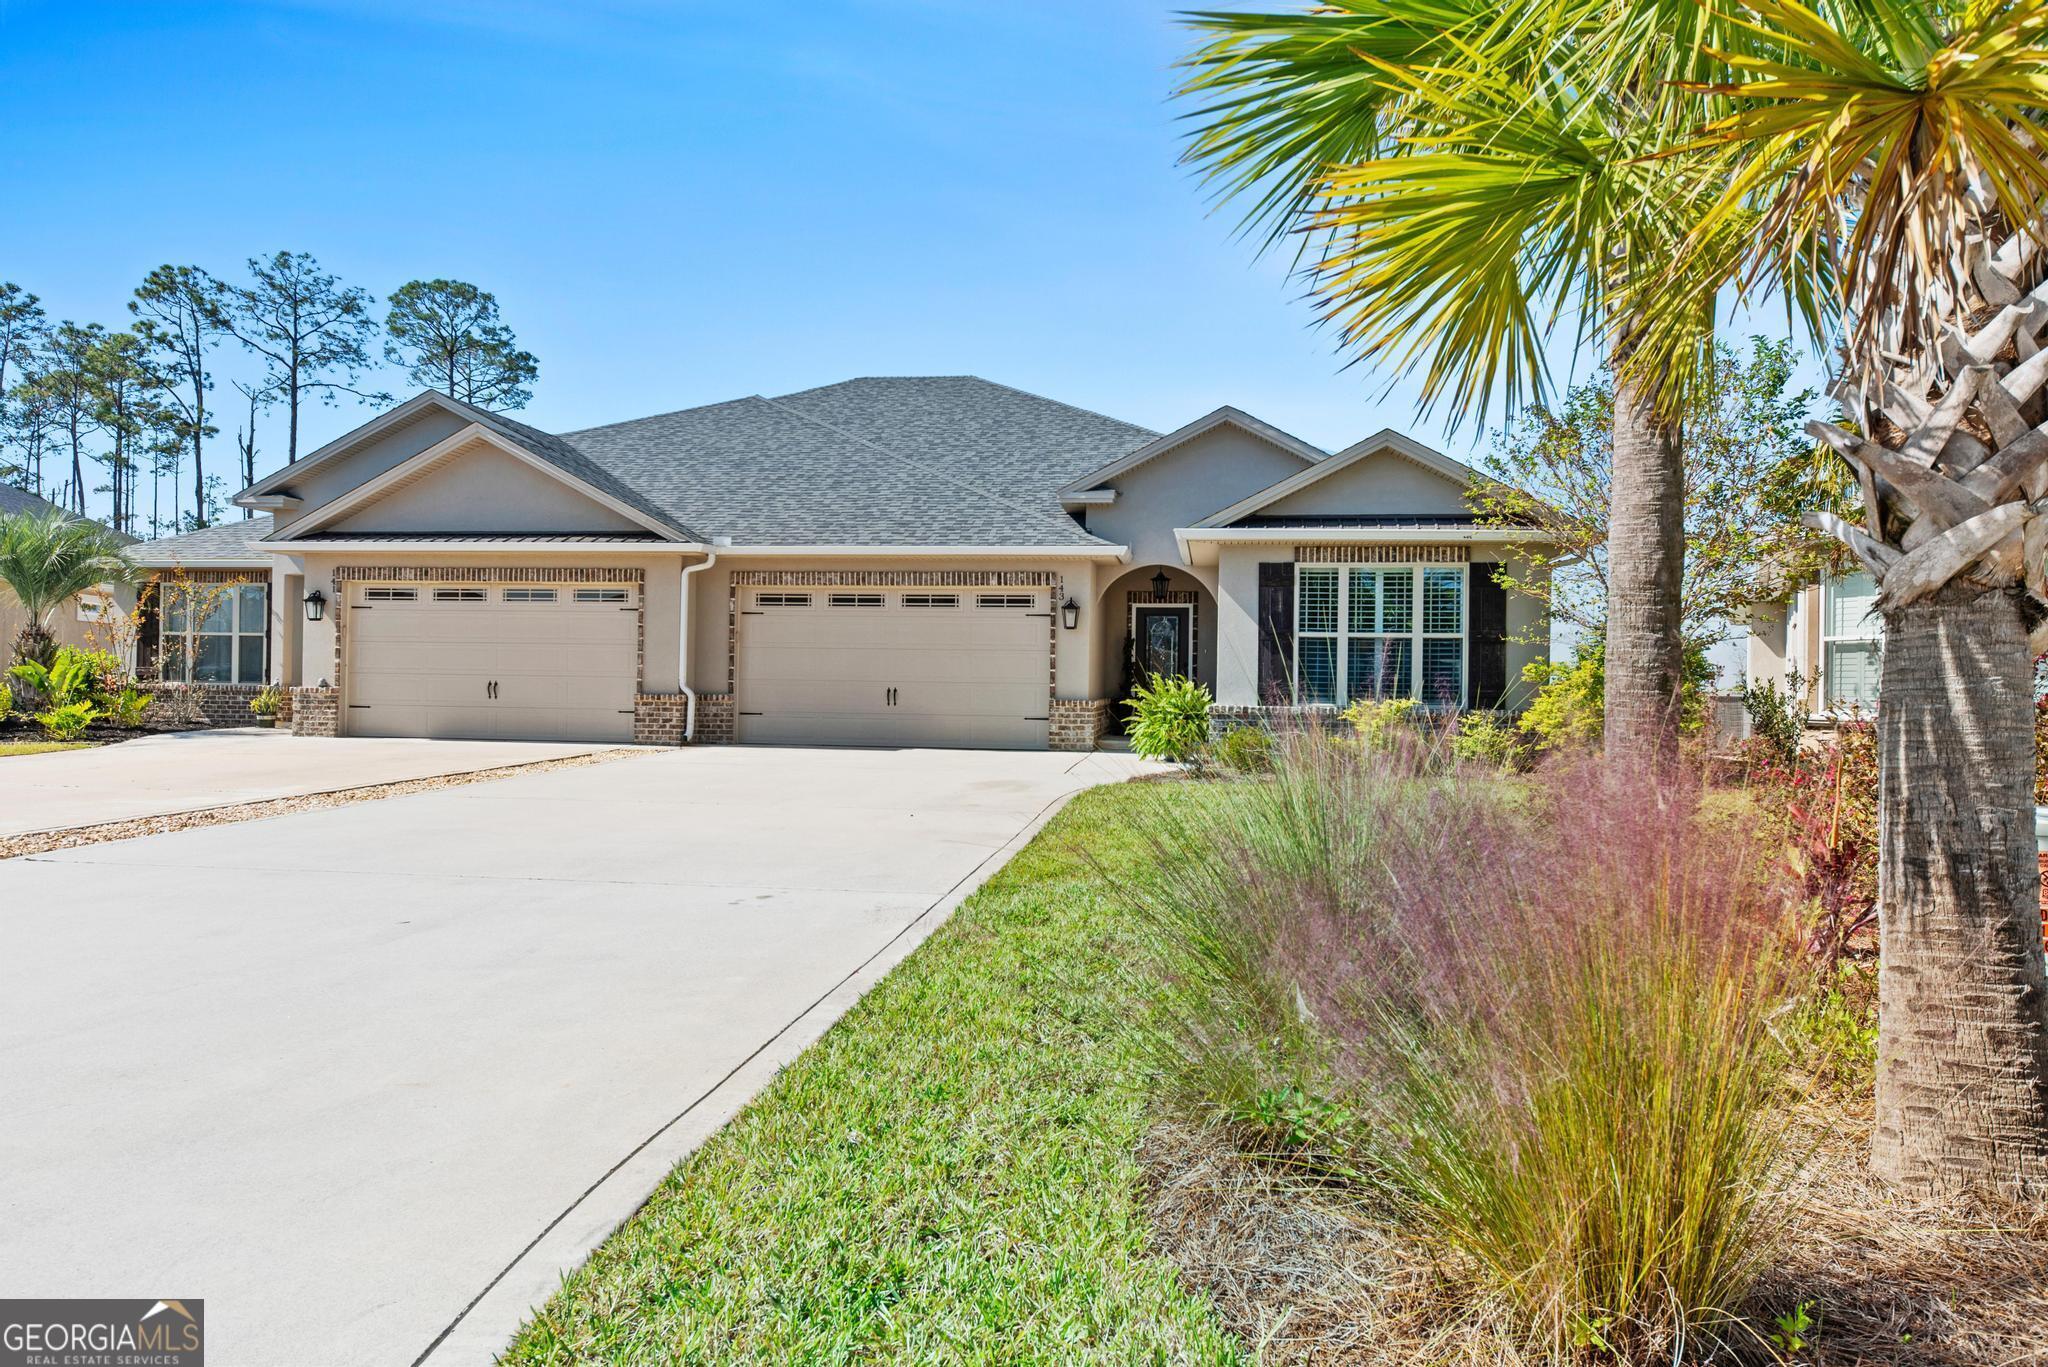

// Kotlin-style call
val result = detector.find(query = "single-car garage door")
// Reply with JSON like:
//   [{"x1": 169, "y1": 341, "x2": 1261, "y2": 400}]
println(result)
[
  {"x1": 346, "y1": 583, "x2": 638, "y2": 742},
  {"x1": 737, "y1": 588, "x2": 1050, "y2": 749}
]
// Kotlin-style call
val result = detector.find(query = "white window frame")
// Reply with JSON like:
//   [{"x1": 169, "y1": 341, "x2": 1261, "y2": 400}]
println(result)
[
  {"x1": 1819, "y1": 571, "x2": 1882, "y2": 711},
  {"x1": 160, "y1": 581, "x2": 269, "y2": 685},
  {"x1": 1293, "y1": 563, "x2": 1468, "y2": 709}
]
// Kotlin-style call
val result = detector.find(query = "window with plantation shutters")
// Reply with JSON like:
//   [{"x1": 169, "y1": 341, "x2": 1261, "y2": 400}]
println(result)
[{"x1": 1294, "y1": 563, "x2": 1467, "y2": 708}]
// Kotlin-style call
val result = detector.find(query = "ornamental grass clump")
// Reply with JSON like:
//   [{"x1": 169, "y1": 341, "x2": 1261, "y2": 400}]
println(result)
[{"x1": 1119, "y1": 729, "x2": 1800, "y2": 1361}]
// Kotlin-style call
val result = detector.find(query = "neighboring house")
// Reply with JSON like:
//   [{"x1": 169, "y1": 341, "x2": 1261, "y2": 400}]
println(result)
[
  {"x1": 0, "y1": 483, "x2": 133, "y2": 656},
  {"x1": 1744, "y1": 569, "x2": 1883, "y2": 715},
  {"x1": 126, "y1": 379, "x2": 1558, "y2": 749}
]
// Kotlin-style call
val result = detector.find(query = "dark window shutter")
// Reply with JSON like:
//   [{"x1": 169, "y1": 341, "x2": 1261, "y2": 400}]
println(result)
[
  {"x1": 1469, "y1": 562, "x2": 1508, "y2": 708},
  {"x1": 1257, "y1": 562, "x2": 1294, "y2": 704}
]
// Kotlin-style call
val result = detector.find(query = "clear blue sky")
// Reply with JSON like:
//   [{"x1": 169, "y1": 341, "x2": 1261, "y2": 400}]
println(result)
[{"x1": 0, "y1": 0, "x2": 1674, "y2": 488}]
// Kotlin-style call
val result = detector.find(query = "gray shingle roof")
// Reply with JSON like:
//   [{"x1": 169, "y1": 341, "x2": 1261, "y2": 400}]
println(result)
[
  {"x1": 560, "y1": 379, "x2": 1145, "y2": 547},
  {"x1": 132, "y1": 515, "x2": 276, "y2": 564},
  {"x1": 0, "y1": 483, "x2": 137, "y2": 543}
]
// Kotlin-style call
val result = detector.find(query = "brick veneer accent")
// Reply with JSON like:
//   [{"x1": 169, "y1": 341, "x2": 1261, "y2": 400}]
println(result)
[
  {"x1": 633, "y1": 692, "x2": 686, "y2": 745},
  {"x1": 1210, "y1": 703, "x2": 1347, "y2": 738},
  {"x1": 1049, "y1": 698, "x2": 1110, "y2": 751},
  {"x1": 290, "y1": 687, "x2": 340, "y2": 737},
  {"x1": 146, "y1": 682, "x2": 267, "y2": 728},
  {"x1": 693, "y1": 692, "x2": 735, "y2": 744},
  {"x1": 1295, "y1": 544, "x2": 1468, "y2": 564}
]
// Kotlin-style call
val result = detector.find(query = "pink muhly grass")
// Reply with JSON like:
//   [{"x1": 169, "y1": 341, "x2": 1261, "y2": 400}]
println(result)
[{"x1": 1118, "y1": 731, "x2": 1800, "y2": 1360}]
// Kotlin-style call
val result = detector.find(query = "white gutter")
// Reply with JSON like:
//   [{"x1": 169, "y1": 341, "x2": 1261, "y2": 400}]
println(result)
[
  {"x1": 711, "y1": 544, "x2": 1129, "y2": 560},
  {"x1": 680, "y1": 542, "x2": 725, "y2": 741}
]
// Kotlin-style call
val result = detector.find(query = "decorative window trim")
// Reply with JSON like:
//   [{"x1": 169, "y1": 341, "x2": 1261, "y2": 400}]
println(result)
[
  {"x1": 1295, "y1": 544, "x2": 1467, "y2": 564},
  {"x1": 433, "y1": 588, "x2": 488, "y2": 602},
  {"x1": 1293, "y1": 562, "x2": 1467, "y2": 708},
  {"x1": 363, "y1": 587, "x2": 417, "y2": 602},
  {"x1": 574, "y1": 587, "x2": 630, "y2": 603},
  {"x1": 502, "y1": 588, "x2": 558, "y2": 603},
  {"x1": 753, "y1": 592, "x2": 812, "y2": 608},
  {"x1": 828, "y1": 592, "x2": 886, "y2": 608},
  {"x1": 902, "y1": 593, "x2": 961, "y2": 608}
]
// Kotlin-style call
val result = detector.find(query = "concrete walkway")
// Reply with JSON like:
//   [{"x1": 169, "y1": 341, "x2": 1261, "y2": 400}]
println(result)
[
  {"x1": 0, "y1": 744, "x2": 1158, "y2": 1366},
  {"x1": 0, "y1": 730, "x2": 616, "y2": 837}
]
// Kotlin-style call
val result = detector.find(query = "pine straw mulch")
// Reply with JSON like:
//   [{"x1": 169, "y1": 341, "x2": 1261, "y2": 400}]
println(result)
[{"x1": 1140, "y1": 1095, "x2": 2048, "y2": 1366}]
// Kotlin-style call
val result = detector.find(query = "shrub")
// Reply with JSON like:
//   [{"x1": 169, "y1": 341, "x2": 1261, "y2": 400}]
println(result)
[
  {"x1": 1744, "y1": 720, "x2": 1879, "y2": 976},
  {"x1": 1521, "y1": 637, "x2": 1719, "y2": 751},
  {"x1": 1448, "y1": 710, "x2": 1524, "y2": 770},
  {"x1": 0, "y1": 684, "x2": 11, "y2": 726},
  {"x1": 1117, "y1": 736, "x2": 1797, "y2": 1359},
  {"x1": 250, "y1": 685, "x2": 283, "y2": 719},
  {"x1": 1341, "y1": 695, "x2": 1422, "y2": 749},
  {"x1": 10, "y1": 649, "x2": 98, "y2": 708},
  {"x1": 1517, "y1": 646, "x2": 1604, "y2": 752},
  {"x1": 35, "y1": 700, "x2": 98, "y2": 742},
  {"x1": 1209, "y1": 723, "x2": 1271, "y2": 775},
  {"x1": 1127, "y1": 675, "x2": 1211, "y2": 762},
  {"x1": 1741, "y1": 672, "x2": 1806, "y2": 765},
  {"x1": 108, "y1": 685, "x2": 152, "y2": 729}
]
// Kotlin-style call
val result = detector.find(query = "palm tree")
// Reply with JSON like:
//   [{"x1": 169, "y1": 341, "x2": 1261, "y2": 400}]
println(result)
[
  {"x1": 0, "y1": 508, "x2": 135, "y2": 666},
  {"x1": 1665, "y1": 0, "x2": 2048, "y2": 1195},
  {"x1": 1177, "y1": 0, "x2": 1734, "y2": 755}
]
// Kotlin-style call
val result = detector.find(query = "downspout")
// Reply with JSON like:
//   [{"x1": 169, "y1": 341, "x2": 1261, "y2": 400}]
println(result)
[{"x1": 680, "y1": 541, "x2": 725, "y2": 741}]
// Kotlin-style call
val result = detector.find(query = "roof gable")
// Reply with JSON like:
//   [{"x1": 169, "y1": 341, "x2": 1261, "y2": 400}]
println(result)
[
  {"x1": 241, "y1": 390, "x2": 695, "y2": 540},
  {"x1": 269, "y1": 424, "x2": 693, "y2": 543},
  {"x1": 1059, "y1": 406, "x2": 1322, "y2": 495},
  {"x1": 1194, "y1": 429, "x2": 1483, "y2": 528}
]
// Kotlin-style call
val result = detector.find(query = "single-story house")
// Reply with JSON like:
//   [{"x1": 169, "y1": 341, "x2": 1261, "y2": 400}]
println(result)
[
  {"x1": 0, "y1": 483, "x2": 133, "y2": 656},
  {"x1": 1743, "y1": 569, "x2": 1882, "y2": 716},
  {"x1": 126, "y1": 378, "x2": 1556, "y2": 749}
]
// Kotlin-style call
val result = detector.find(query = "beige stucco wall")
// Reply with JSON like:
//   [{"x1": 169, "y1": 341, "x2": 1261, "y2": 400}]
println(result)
[
  {"x1": 270, "y1": 408, "x2": 476, "y2": 529},
  {"x1": 1213, "y1": 544, "x2": 1551, "y2": 709},
  {"x1": 0, "y1": 587, "x2": 105, "y2": 657},
  {"x1": 327, "y1": 441, "x2": 646, "y2": 535},
  {"x1": 1261, "y1": 448, "x2": 1469, "y2": 517},
  {"x1": 1082, "y1": 425, "x2": 1311, "y2": 566}
]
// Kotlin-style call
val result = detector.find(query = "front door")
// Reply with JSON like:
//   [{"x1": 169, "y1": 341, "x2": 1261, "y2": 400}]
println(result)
[{"x1": 1132, "y1": 606, "x2": 1190, "y2": 683}]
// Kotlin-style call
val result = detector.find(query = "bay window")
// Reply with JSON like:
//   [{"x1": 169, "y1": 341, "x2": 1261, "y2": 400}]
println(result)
[
  {"x1": 160, "y1": 581, "x2": 268, "y2": 684},
  {"x1": 1296, "y1": 563, "x2": 1466, "y2": 707}
]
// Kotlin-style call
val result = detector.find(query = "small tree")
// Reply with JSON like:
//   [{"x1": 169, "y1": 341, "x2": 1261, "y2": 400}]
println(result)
[
  {"x1": 384, "y1": 279, "x2": 538, "y2": 410},
  {"x1": 1471, "y1": 338, "x2": 1852, "y2": 645},
  {"x1": 0, "y1": 508, "x2": 135, "y2": 666}
]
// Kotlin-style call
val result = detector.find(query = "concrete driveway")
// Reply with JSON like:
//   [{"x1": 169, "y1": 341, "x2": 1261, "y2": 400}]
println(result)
[
  {"x1": 0, "y1": 744, "x2": 1153, "y2": 1366},
  {"x1": 0, "y1": 730, "x2": 616, "y2": 837}
]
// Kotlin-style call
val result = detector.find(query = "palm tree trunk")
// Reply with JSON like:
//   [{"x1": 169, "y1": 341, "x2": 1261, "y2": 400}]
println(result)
[
  {"x1": 1873, "y1": 583, "x2": 2048, "y2": 1196},
  {"x1": 1602, "y1": 347, "x2": 1686, "y2": 756}
]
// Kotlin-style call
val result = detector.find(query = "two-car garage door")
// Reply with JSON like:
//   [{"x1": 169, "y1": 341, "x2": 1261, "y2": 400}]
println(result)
[
  {"x1": 341, "y1": 579, "x2": 1054, "y2": 749},
  {"x1": 346, "y1": 583, "x2": 639, "y2": 742},
  {"x1": 736, "y1": 588, "x2": 1051, "y2": 749}
]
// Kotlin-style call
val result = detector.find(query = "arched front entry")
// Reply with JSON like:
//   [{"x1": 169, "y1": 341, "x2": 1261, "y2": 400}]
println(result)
[{"x1": 1092, "y1": 564, "x2": 1216, "y2": 730}]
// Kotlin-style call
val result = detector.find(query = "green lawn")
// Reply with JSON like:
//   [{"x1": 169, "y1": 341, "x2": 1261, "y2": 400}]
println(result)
[
  {"x1": 503, "y1": 782, "x2": 1241, "y2": 1365},
  {"x1": 0, "y1": 740, "x2": 92, "y2": 757}
]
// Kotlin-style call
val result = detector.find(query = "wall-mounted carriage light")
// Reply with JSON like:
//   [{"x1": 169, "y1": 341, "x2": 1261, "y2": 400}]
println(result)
[
  {"x1": 303, "y1": 590, "x2": 326, "y2": 623},
  {"x1": 1150, "y1": 569, "x2": 1171, "y2": 600},
  {"x1": 1060, "y1": 597, "x2": 1080, "y2": 630}
]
